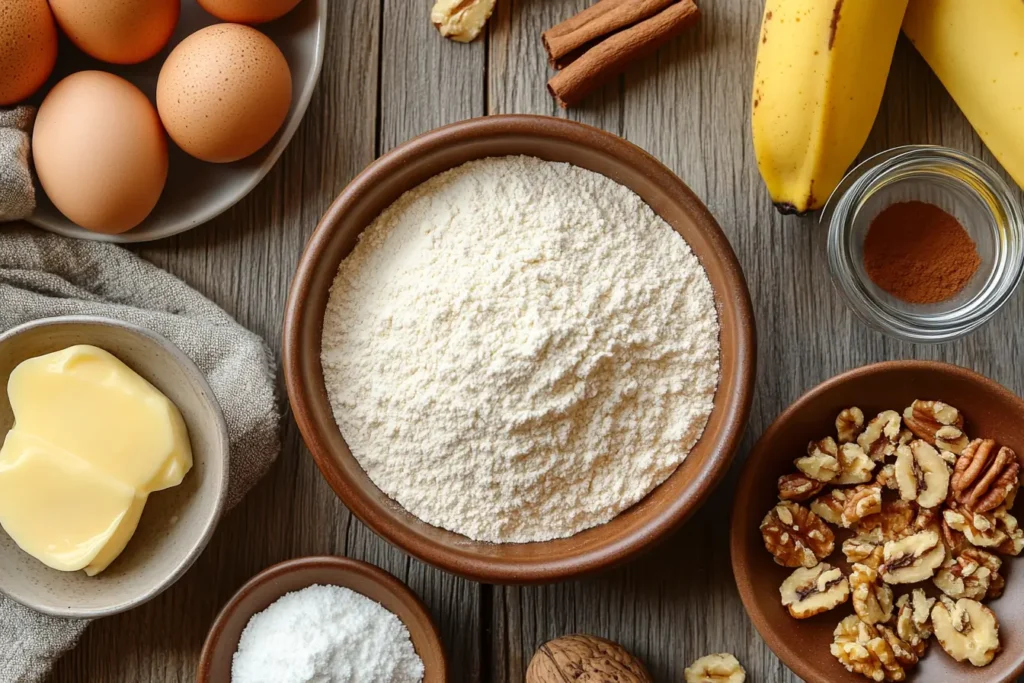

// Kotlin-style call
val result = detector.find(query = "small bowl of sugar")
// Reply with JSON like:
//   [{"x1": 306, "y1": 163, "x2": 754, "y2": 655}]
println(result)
[{"x1": 197, "y1": 556, "x2": 447, "y2": 683}]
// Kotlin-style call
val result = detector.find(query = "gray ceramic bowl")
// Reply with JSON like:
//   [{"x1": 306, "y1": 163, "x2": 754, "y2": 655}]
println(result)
[
  {"x1": 0, "y1": 316, "x2": 229, "y2": 617},
  {"x1": 26, "y1": 0, "x2": 327, "y2": 243}
]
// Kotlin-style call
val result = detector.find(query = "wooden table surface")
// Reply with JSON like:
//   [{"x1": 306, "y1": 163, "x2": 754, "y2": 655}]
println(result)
[{"x1": 48, "y1": 1, "x2": 1024, "y2": 681}]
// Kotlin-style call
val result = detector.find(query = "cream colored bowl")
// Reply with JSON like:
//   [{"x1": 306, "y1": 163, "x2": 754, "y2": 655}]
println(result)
[{"x1": 0, "y1": 317, "x2": 229, "y2": 617}]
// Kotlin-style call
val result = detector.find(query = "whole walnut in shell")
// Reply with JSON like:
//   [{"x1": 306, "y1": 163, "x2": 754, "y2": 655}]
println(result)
[{"x1": 526, "y1": 634, "x2": 652, "y2": 683}]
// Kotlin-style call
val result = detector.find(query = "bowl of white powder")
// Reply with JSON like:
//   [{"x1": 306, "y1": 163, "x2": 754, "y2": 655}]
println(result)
[
  {"x1": 197, "y1": 556, "x2": 446, "y2": 682},
  {"x1": 283, "y1": 115, "x2": 756, "y2": 583}
]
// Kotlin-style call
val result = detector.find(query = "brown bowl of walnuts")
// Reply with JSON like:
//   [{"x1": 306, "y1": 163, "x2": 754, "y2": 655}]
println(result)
[{"x1": 730, "y1": 360, "x2": 1024, "y2": 683}]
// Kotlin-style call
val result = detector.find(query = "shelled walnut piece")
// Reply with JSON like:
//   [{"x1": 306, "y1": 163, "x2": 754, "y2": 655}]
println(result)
[
  {"x1": 951, "y1": 439, "x2": 1020, "y2": 513},
  {"x1": 779, "y1": 563, "x2": 849, "y2": 618},
  {"x1": 831, "y1": 615, "x2": 906, "y2": 682},
  {"x1": 850, "y1": 563, "x2": 893, "y2": 625},
  {"x1": 893, "y1": 440, "x2": 950, "y2": 508},
  {"x1": 934, "y1": 547, "x2": 1005, "y2": 600},
  {"x1": 893, "y1": 590, "x2": 935, "y2": 659},
  {"x1": 795, "y1": 437, "x2": 840, "y2": 482},
  {"x1": 879, "y1": 529, "x2": 945, "y2": 584},
  {"x1": 760, "y1": 501, "x2": 834, "y2": 568},
  {"x1": 777, "y1": 472, "x2": 824, "y2": 502},
  {"x1": 431, "y1": 0, "x2": 496, "y2": 43},
  {"x1": 931, "y1": 597, "x2": 1000, "y2": 667},
  {"x1": 525, "y1": 634, "x2": 651, "y2": 683},
  {"x1": 903, "y1": 400, "x2": 969, "y2": 454},
  {"x1": 858, "y1": 410, "x2": 904, "y2": 462},
  {"x1": 683, "y1": 653, "x2": 746, "y2": 683},
  {"x1": 837, "y1": 407, "x2": 866, "y2": 444}
]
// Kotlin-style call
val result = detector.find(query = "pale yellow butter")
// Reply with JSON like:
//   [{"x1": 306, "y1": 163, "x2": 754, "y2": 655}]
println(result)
[{"x1": 0, "y1": 345, "x2": 192, "y2": 575}]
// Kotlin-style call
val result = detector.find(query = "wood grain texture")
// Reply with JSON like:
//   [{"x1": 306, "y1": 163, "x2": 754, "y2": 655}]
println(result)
[{"x1": 45, "y1": 0, "x2": 1024, "y2": 682}]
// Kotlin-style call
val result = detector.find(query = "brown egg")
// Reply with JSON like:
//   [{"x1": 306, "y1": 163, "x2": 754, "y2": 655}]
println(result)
[
  {"x1": 0, "y1": 0, "x2": 58, "y2": 105},
  {"x1": 156, "y1": 24, "x2": 292, "y2": 164},
  {"x1": 33, "y1": 72, "x2": 168, "y2": 234},
  {"x1": 49, "y1": 0, "x2": 180, "y2": 65},
  {"x1": 197, "y1": 0, "x2": 302, "y2": 24}
]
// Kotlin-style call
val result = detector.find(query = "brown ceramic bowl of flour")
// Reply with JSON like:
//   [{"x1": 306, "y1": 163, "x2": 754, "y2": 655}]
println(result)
[
  {"x1": 731, "y1": 361, "x2": 1024, "y2": 683},
  {"x1": 283, "y1": 115, "x2": 756, "y2": 583}
]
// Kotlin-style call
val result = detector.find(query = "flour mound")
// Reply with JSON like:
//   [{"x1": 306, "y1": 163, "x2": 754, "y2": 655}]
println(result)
[{"x1": 322, "y1": 156, "x2": 720, "y2": 543}]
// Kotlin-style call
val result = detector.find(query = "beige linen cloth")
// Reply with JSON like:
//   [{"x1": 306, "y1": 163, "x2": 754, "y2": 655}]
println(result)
[{"x1": 0, "y1": 128, "x2": 281, "y2": 679}]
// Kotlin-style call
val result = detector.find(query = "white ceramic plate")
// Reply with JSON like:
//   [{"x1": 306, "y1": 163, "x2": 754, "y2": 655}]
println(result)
[{"x1": 26, "y1": 0, "x2": 327, "y2": 243}]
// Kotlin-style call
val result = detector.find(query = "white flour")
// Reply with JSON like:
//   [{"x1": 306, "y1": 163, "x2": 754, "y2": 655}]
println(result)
[
  {"x1": 231, "y1": 584, "x2": 424, "y2": 683},
  {"x1": 322, "y1": 156, "x2": 720, "y2": 543}
]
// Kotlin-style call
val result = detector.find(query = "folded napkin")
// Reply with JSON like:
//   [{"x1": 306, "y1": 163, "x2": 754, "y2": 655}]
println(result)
[
  {"x1": 0, "y1": 226, "x2": 281, "y2": 682},
  {"x1": 0, "y1": 108, "x2": 36, "y2": 223}
]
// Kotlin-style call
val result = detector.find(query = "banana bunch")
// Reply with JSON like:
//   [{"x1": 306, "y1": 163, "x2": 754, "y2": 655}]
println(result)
[
  {"x1": 751, "y1": 0, "x2": 909, "y2": 214},
  {"x1": 903, "y1": 0, "x2": 1024, "y2": 192}
]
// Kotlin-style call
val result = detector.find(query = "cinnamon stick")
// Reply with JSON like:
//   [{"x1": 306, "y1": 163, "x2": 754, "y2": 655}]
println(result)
[
  {"x1": 547, "y1": 0, "x2": 699, "y2": 109},
  {"x1": 542, "y1": 0, "x2": 678, "y2": 69}
]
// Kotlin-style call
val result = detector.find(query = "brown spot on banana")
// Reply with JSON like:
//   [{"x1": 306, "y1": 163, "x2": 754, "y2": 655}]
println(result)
[{"x1": 828, "y1": 0, "x2": 844, "y2": 50}]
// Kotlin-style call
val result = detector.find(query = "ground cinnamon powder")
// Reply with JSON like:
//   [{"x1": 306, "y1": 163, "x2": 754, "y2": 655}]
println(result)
[{"x1": 862, "y1": 201, "x2": 981, "y2": 304}]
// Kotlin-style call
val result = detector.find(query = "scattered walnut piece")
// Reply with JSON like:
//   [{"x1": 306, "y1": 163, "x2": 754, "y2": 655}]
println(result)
[
  {"x1": 796, "y1": 437, "x2": 841, "y2": 482},
  {"x1": 779, "y1": 563, "x2": 850, "y2": 619},
  {"x1": 893, "y1": 590, "x2": 935, "y2": 659},
  {"x1": 683, "y1": 653, "x2": 746, "y2": 683},
  {"x1": 943, "y1": 505, "x2": 1024, "y2": 556},
  {"x1": 857, "y1": 410, "x2": 903, "y2": 462},
  {"x1": 931, "y1": 596, "x2": 1000, "y2": 667},
  {"x1": 879, "y1": 529, "x2": 945, "y2": 584},
  {"x1": 951, "y1": 439, "x2": 1020, "y2": 513},
  {"x1": 903, "y1": 400, "x2": 968, "y2": 454},
  {"x1": 844, "y1": 529, "x2": 885, "y2": 570},
  {"x1": 837, "y1": 443, "x2": 877, "y2": 485},
  {"x1": 837, "y1": 407, "x2": 866, "y2": 444},
  {"x1": 777, "y1": 473, "x2": 825, "y2": 502},
  {"x1": 894, "y1": 440, "x2": 950, "y2": 508},
  {"x1": 934, "y1": 547, "x2": 1004, "y2": 601},
  {"x1": 761, "y1": 501, "x2": 835, "y2": 567},
  {"x1": 431, "y1": 0, "x2": 496, "y2": 43},
  {"x1": 526, "y1": 634, "x2": 651, "y2": 683},
  {"x1": 850, "y1": 563, "x2": 893, "y2": 625},
  {"x1": 830, "y1": 615, "x2": 906, "y2": 682}
]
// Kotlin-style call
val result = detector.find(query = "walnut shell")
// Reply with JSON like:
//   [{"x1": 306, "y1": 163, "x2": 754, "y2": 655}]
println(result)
[{"x1": 526, "y1": 635, "x2": 652, "y2": 683}]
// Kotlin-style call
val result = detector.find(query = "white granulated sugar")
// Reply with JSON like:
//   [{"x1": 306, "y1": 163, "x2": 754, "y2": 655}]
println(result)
[
  {"x1": 322, "y1": 155, "x2": 720, "y2": 543},
  {"x1": 231, "y1": 584, "x2": 424, "y2": 683}
]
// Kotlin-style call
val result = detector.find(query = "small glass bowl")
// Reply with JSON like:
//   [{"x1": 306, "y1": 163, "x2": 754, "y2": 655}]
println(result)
[{"x1": 823, "y1": 145, "x2": 1024, "y2": 343}]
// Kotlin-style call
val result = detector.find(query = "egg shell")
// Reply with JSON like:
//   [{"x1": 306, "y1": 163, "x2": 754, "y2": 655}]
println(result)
[
  {"x1": 197, "y1": 0, "x2": 302, "y2": 24},
  {"x1": 49, "y1": 0, "x2": 180, "y2": 65},
  {"x1": 0, "y1": 0, "x2": 58, "y2": 105},
  {"x1": 33, "y1": 72, "x2": 169, "y2": 235},
  {"x1": 156, "y1": 24, "x2": 292, "y2": 164}
]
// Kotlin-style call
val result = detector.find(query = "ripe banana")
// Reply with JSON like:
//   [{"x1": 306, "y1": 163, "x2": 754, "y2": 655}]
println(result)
[
  {"x1": 903, "y1": 0, "x2": 1024, "y2": 190},
  {"x1": 751, "y1": 0, "x2": 909, "y2": 214}
]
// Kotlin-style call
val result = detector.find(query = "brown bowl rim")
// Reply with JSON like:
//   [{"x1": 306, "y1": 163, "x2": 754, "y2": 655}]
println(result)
[
  {"x1": 730, "y1": 359, "x2": 1024, "y2": 683},
  {"x1": 196, "y1": 555, "x2": 447, "y2": 682},
  {"x1": 283, "y1": 114, "x2": 756, "y2": 584}
]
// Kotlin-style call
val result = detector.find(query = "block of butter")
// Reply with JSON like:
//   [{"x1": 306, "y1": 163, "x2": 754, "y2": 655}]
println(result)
[{"x1": 0, "y1": 345, "x2": 192, "y2": 575}]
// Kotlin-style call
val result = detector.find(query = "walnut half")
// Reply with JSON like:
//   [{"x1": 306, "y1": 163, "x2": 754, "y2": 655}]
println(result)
[
  {"x1": 951, "y1": 439, "x2": 1020, "y2": 513},
  {"x1": 894, "y1": 440, "x2": 950, "y2": 508},
  {"x1": 894, "y1": 589, "x2": 935, "y2": 659},
  {"x1": 831, "y1": 615, "x2": 906, "y2": 682},
  {"x1": 903, "y1": 400, "x2": 968, "y2": 454},
  {"x1": 779, "y1": 563, "x2": 850, "y2": 619},
  {"x1": 683, "y1": 653, "x2": 746, "y2": 683},
  {"x1": 760, "y1": 501, "x2": 835, "y2": 568},
  {"x1": 879, "y1": 529, "x2": 945, "y2": 584},
  {"x1": 431, "y1": 0, "x2": 496, "y2": 42},
  {"x1": 850, "y1": 563, "x2": 893, "y2": 625},
  {"x1": 931, "y1": 596, "x2": 1000, "y2": 667},
  {"x1": 796, "y1": 437, "x2": 841, "y2": 482},
  {"x1": 933, "y1": 547, "x2": 1004, "y2": 601}
]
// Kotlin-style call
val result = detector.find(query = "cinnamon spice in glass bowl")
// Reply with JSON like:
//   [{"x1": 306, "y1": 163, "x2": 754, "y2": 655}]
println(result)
[{"x1": 823, "y1": 146, "x2": 1024, "y2": 343}]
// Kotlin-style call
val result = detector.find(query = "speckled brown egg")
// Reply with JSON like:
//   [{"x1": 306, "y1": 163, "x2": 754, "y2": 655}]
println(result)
[
  {"x1": 33, "y1": 71, "x2": 168, "y2": 234},
  {"x1": 156, "y1": 24, "x2": 292, "y2": 164},
  {"x1": 0, "y1": 0, "x2": 58, "y2": 105},
  {"x1": 197, "y1": 0, "x2": 302, "y2": 24},
  {"x1": 49, "y1": 0, "x2": 180, "y2": 65}
]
